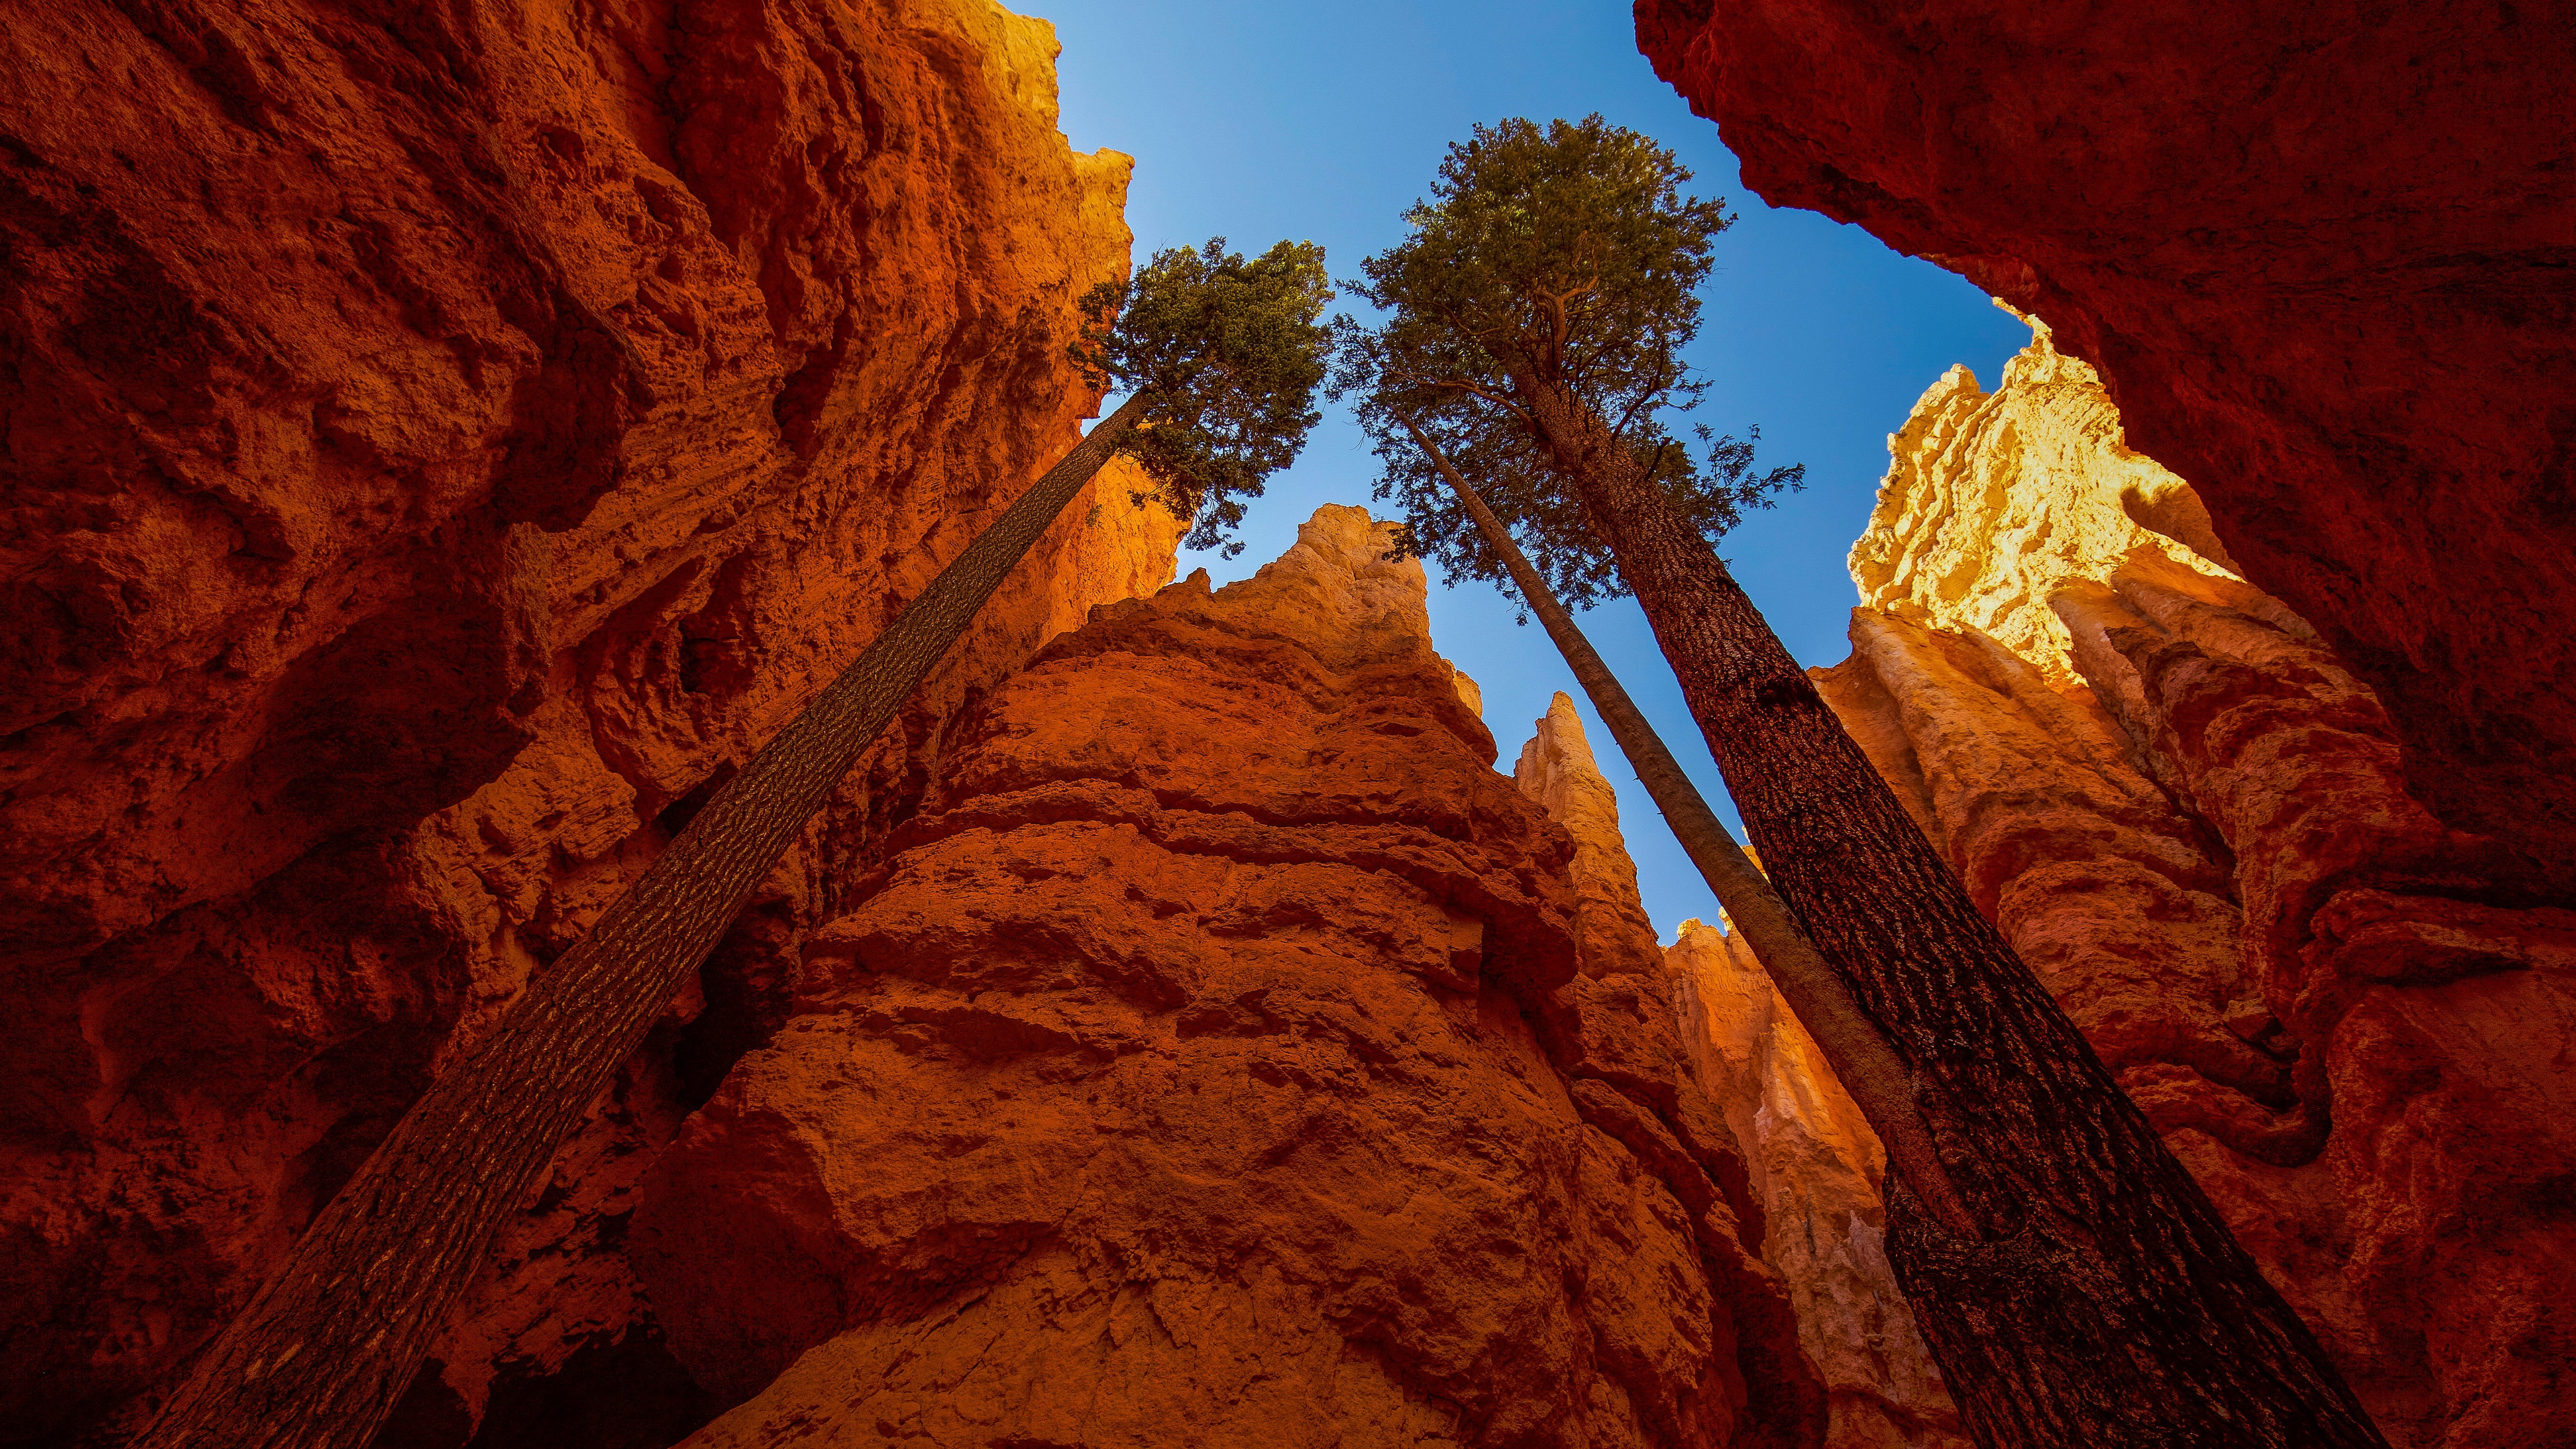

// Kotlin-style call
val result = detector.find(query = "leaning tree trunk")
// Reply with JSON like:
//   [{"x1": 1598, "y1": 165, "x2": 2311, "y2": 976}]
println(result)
[
  {"x1": 1402, "y1": 415, "x2": 1976, "y2": 1236},
  {"x1": 136, "y1": 392, "x2": 1154, "y2": 1449},
  {"x1": 1506, "y1": 378, "x2": 2387, "y2": 1449}
]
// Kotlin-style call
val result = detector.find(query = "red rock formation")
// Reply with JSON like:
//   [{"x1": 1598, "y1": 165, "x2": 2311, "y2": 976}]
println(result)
[
  {"x1": 1635, "y1": 0, "x2": 2576, "y2": 888},
  {"x1": 1670, "y1": 920, "x2": 1967, "y2": 1449},
  {"x1": 635, "y1": 507, "x2": 1827, "y2": 1448},
  {"x1": 1815, "y1": 328, "x2": 2576, "y2": 1448},
  {"x1": 1514, "y1": 693, "x2": 1962, "y2": 1449},
  {"x1": 0, "y1": 3, "x2": 1181, "y2": 1443},
  {"x1": 1514, "y1": 693, "x2": 1667, "y2": 983}
]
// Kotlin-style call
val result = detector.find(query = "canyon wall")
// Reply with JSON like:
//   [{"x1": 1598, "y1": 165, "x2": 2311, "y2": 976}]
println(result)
[
  {"x1": 0, "y1": 3, "x2": 1184, "y2": 1444},
  {"x1": 644, "y1": 507, "x2": 1827, "y2": 1449},
  {"x1": 1635, "y1": 0, "x2": 2576, "y2": 889},
  {"x1": 1812, "y1": 325, "x2": 2576, "y2": 1449}
]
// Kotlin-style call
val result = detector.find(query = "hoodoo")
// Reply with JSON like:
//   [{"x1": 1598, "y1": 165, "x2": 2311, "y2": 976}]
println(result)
[{"x1": 1521, "y1": 695, "x2": 1969, "y2": 1449}]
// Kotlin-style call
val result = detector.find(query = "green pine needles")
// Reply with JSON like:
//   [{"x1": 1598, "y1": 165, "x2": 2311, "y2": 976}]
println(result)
[
  {"x1": 1330, "y1": 115, "x2": 1801, "y2": 606},
  {"x1": 1076, "y1": 237, "x2": 1334, "y2": 556}
]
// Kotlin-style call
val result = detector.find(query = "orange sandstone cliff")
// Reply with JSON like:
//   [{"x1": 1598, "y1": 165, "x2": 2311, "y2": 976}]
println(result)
[
  {"x1": 1634, "y1": 0, "x2": 2576, "y2": 889},
  {"x1": 1814, "y1": 323, "x2": 2576, "y2": 1449},
  {"x1": 0, "y1": 3, "x2": 1181, "y2": 1444},
  {"x1": 637, "y1": 506, "x2": 1825, "y2": 1448}
]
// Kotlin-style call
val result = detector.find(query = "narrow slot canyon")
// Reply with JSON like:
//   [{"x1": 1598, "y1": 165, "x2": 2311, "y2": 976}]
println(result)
[{"x1": 3, "y1": 2, "x2": 2568, "y2": 1447}]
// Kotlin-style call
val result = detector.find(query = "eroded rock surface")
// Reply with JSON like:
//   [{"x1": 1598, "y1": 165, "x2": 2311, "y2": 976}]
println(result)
[
  {"x1": 1814, "y1": 328, "x2": 2576, "y2": 1448},
  {"x1": 1636, "y1": 0, "x2": 2576, "y2": 885},
  {"x1": 1511, "y1": 698, "x2": 1962, "y2": 1449},
  {"x1": 637, "y1": 508, "x2": 1826, "y2": 1449},
  {"x1": 1668, "y1": 920, "x2": 1967, "y2": 1449},
  {"x1": 1514, "y1": 693, "x2": 1665, "y2": 983},
  {"x1": 0, "y1": 3, "x2": 1180, "y2": 1443}
]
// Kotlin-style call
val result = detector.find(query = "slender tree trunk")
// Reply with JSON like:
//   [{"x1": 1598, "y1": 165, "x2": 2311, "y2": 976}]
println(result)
[
  {"x1": 136, "y1": 392, "x2": 1154, "y2": 1449},
  {"x1": 1403, "y1": 415, "x2": 1977, "y2": 1234},
  {"x1": 1504, "y1": 378, "x2": 2387, "y2": 1449}
]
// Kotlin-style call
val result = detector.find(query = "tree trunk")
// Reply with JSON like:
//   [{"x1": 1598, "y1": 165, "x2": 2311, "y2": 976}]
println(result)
[
  {"x1": 1507, "y1": 378, "x2": 2388, "y2": 1449},
  {"x1": 135, "y1": 392, "x2": 1154, "y2": 1449},
  {"x1": 1402, "y1": 415, "x2": 1976, "y2": 1236}
]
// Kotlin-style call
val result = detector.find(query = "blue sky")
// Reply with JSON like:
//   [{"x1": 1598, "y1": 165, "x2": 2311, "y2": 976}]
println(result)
[{"x1": 1040, "y1": 0, "x2": 2027, "y2": 939}]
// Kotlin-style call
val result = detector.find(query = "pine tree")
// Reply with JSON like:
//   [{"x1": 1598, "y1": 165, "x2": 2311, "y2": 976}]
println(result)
[
  {"x1": 138, "y1": 237, "x2": 1332, "y2": 1449},
  {"x1": 1337, "y1": 117, "x2": 2385, "y2": 1449}
]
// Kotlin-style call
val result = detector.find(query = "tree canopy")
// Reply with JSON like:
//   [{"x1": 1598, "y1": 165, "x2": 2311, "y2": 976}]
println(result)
[
  {"x1": 1330, "y1": 115, "x2": 1800, "y2": 606},
  {"x1": 1075, "y1": 237, "x2": 1333, "y2": 556}
]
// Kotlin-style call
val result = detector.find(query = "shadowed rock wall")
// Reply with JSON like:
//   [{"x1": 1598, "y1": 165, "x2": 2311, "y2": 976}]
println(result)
[
  {"x1": 1635, "y1": 0, "x2": 2576, "y2": 888},
  {"x1": 639, "y1": 508, "x2": 1827, "y2": 1449},
  {"x1": 0, "y1": 3, "x2": 1182, "y2": 1443},
  {"x1": 1813, "y1": 326, "x2": 2576, "y2": 1449}
]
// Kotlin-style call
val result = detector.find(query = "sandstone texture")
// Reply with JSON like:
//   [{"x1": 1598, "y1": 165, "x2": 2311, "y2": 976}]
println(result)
[
  {"x1": 1514, "y1": 696, "x2": 1960, "y2": 1449},
  {"x1": 1636, "y1": 0, "x2": 2576, "y2": 888},
  {"x1": 1514, "y1": 693, "x2": 1665, "y2": 983},
  {"x1": 0, "y1": 3, "x2": 1182, "y2": 1444},
  {"x1": 635, "y1": 508, "x2": 1825, "y2": 1449},
  {"x1": 1813, "y1": 329, "x2": 2576, "y2": 1449},
  {"x1": 1848, "y1": 309, "x2": 2244, "y2": 695},
  {"x1": 1668, "y1": 920, "x2": 1966, "y2": 1449}
]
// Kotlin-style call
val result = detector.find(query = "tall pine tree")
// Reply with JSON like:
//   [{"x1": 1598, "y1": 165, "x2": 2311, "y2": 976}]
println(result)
[
  {"x1": 1336, "y1": 117, "x2": 2385, "y2": 1449},
  {"x1": 1391, "y1": 412, "x2": 1976, "y2": 1238}
]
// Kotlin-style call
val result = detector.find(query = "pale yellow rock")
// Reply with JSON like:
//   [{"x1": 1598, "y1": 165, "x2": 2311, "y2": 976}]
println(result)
[
  {"x1": 1817, "y1": 311, "x2": 2576, "y2": 1447},
  {"x1": 1849, "y1": 313, "x2": 2241, "y2": 686},
  {"x1": 1243, "y1": 502, "x2": 1432, "y2": 639},
  {"x1": 1448, "y1": 664, "x2": 1484, "y2": 716}
]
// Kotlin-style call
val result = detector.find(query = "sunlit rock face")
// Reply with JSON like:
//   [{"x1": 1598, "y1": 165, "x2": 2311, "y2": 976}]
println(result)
[
  {"x1": 1636, "y1": 0, "x2": 2576, "y2": 890},
  {"x1": 637, "y1": 508, "x2": 1826, "y2": 1449},
  {"x1": 0, "y1": 2, "x2": 1182, "y2": 1443},
  {"x1": 1813, "y1": 326, "x2": 2576, "y2": 1449},
  {"x1": 1847, "y1": 311, "x2": 2247, "y2": 696}
]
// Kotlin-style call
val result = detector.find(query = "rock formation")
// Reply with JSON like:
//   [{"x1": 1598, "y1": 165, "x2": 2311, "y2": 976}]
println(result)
[
  {"x1": 1635, "y1": 0, "x2": 2576, "y2": 889},
  {"x1": 0, "y1": 3, "x2": 1182, "y2": 1444},
  {"x1": 1668, "y1": 920, "x2": 1966, "y2": 1449},
  {"x1": 1813, "y1": 323, "x2": 2576, "y2": 1448},
  {"x1": 637, "y1": 507, "x2": 1825, "y2": 1448},
  {"x1": 1515, "y1": 694, "x2": 1964, "y2": 1449},
  {"x1": 1513, "y1": 694, "x2": 1666, "y2": 983}
]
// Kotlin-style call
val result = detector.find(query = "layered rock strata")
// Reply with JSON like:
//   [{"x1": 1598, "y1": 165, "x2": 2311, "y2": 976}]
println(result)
[
  {"x1": 1813, "y1": 327, "x2": 2576, "y2": 1448},
  {"x1": 0, "y1": 3, "x2": 1181, "y2": 1444},
  {"x1": 636, "y1": 507, "x2": 1826, "y2": 1448},
  {"x1": 1635, "y1": 0, "x2": 2576, "y2": 886},
  {"x1": 1515, "y1": 695, "x2": 1964, "y2": 1448}
]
